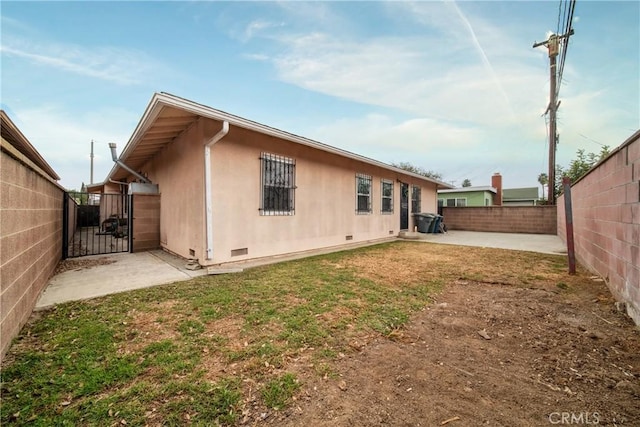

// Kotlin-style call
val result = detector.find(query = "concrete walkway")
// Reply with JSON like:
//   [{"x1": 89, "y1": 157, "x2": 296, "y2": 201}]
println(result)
[
  {"x1": 35, "y1": 232, "x2": 566, "y2": 309},
  {"x1": 36, "y1": 251, "x2": 208, "y2": 309}
]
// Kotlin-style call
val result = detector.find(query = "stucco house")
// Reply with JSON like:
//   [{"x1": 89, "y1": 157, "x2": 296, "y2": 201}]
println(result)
[
  {"x1": 438, "y1": 173, "x2": 540, "y2": 208},
  {"x1": 438, "y1": 186, "x2": 540, "y2": 207},
  {"x1": 89, "y1": 93, "x2": 452, "y2": 266},
  {"x1": 438, "y1": 186, "x2": 497, "y2": 208}
]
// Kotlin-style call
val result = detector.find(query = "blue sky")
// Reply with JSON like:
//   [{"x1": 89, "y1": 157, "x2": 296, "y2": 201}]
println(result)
[{"x1": 2, "y1": 1, "x2": 638, "y2": 191}]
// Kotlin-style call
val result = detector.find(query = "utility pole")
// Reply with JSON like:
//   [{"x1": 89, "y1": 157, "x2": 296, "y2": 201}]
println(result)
[
  {"x1": 533, "y1": 29, "x2": 573, "y2": 206},
  {"x1": 90, "y1": 139, "x2": 94, "y2": 185}
]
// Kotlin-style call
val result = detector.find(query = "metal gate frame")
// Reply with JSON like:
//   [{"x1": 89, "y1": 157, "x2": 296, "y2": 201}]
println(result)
[{"x1": 63, "y1": 192, "x2": 132, "y2": 259}]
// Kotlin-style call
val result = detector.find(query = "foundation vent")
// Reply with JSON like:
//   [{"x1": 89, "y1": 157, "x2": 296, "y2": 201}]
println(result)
[
  {"x1": 345, "y1": 235, "x2": 353, "y2": 241},
  {"x1": 389, "y1": 230, "x2": 394, "y2": 235},
  {"x1": 231, "y1": 248, "x2": 248, "y2": 257}
]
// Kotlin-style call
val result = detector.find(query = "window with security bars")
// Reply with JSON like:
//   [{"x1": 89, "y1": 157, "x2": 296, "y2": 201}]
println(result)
[
  {"x1": 260, "y1": 153, "x2": 295, "y2": 215},
  {"x1": 356, "y1": 174, "x2": 372, "y2": 214},
  {"x1": 381, "y1": 179, "x2": 393, "y2": 213},
  {"x1": 411, "y1": 185, "x2": 421, "y2": 213}
]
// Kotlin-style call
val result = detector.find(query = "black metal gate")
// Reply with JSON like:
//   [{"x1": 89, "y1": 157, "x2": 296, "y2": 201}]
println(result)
[{"x1": 63, "y1": 192, "x2": 132, "y2": 258}]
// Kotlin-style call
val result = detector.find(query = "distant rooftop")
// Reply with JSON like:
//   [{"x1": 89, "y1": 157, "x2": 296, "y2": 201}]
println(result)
[
  {"x1": 438, "y1": 186, "x2": 497, "y2": 194},
  {"x1": 503, "y1": 187, "x2": 539, "y2": 200}
]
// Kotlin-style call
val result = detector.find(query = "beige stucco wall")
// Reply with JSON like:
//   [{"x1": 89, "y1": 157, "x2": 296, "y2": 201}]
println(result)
[
  {"x1": 143, "y1": 118, "x2": 207, "y2": 260},
  {"x1": 1, "y1": 148, "x2": 63, "y2": 362},
  {"x1": 131, "y1": 118, "x2": 438, "y2": 265},
  {"x1": 208, "y1": 125, "x2": 437, "y2": 265}
]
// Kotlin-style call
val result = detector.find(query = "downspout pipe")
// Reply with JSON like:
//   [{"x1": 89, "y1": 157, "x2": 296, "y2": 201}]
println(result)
[
  {"x1": 109, "y1": 143, "x2": 151, "y2": 184},
  {"x1": 204, "y1": 121, "x2": 229, "y2": 260}
]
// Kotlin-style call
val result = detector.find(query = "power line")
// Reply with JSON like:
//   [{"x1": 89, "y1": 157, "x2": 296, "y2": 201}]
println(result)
[
  {"x1": 578, "y1": 133, "x2": 607, "y2": 147},
  {"x1": 557, "y1": 0, "x2": 577, "y2": 96}
]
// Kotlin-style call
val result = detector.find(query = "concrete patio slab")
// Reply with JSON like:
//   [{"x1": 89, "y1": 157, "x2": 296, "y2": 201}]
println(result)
[{"x1": 402, "y1": 230, "x2": 567, "y2": 255}]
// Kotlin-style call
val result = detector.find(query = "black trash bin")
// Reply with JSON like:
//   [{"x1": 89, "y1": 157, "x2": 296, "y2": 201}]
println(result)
[
  {"x1": 413, "y1": 213, "x2": 435, "y2": 233},
  {"x1": 428, "y1": 214, "x2": 443, "y2": 233}
]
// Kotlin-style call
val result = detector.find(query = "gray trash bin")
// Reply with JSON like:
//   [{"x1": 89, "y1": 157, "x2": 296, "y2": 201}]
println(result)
[{"x1": 413, "y1": 213, "x2": 435, "y2": 233}]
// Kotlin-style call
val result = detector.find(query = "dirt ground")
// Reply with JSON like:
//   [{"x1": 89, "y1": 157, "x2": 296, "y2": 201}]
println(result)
[
  {"x1": 53, "y1": 256, "x2": 116, "y2": 275},
  {"x1": 267, "y1": 277, "x2": 640, "y2": 426},
  {"x1": 12, "y1": 244, "x2": 639, "y2": 426}
]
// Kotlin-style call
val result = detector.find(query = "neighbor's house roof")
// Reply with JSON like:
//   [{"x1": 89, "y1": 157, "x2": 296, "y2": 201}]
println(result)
[
  {"x1": 1, "y1": 110, "x2": 60, "y2": 181},
  {"x1": 91, "y1": 92, "x2": 453, "y2": 190},
  {"x1": 503, "y1": 187, "x2": 539, "y2": 201},
  {"x1": 438, "y1": 186, "x2": 497, "y2": 195}
]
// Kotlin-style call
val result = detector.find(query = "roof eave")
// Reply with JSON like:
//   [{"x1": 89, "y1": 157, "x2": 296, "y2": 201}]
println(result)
[{"x1": 103, "y1": 92, "x2": 454, "y2": 188}]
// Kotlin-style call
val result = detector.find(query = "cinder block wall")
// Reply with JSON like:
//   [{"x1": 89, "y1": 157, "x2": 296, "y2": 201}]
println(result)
[
  {"x1": 1, "y1": 150, "x2": 64, "y2": 361},
  {"x1": 442, "y1": 206, "x2": 557, "y2": 234},
  {"x1": 557, "y1": 131, "x2": 640, "y2": 325},
  {"x1": 132, "y1": 194, "x2": 160, "y2": 252}
]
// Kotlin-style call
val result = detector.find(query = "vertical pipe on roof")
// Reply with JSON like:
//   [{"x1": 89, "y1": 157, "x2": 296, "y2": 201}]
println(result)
[{"x1": 204, "y1": 121, "x2": 229, "y2": 260}]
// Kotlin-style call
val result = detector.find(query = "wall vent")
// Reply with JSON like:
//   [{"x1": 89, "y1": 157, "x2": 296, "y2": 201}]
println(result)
[
  {"x1": 389, "y1": 230, "x2": 394, "y2": 235},
  {"x1": 231, "y1": 248, "x2": 248, "y2": 257},
  {"x1": 189, "y1": 249, "x2": 196, "y2": 257},
  {"x1": 345, "y1": 235, "x2": 353, "y2": 241}
]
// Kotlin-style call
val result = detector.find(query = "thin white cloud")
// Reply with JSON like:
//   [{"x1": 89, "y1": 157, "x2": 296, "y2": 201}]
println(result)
[
  {"x1": 1, "y1": 38, "x2": 164, "y2": 85},
  {"x1": 230, "y1": 2, "x2": 547, "y2": 128},
  {"x1": 269, "y1": 31, "x2": 541, "y2": 126},
  {"x1": 243, "y1": 53, "x2": 270, "y2": 61},
  {"x1": 449, "y1": 0, "x2": 516, "y2": 121},
  {"x1": 1, "y1": 16, "x2": 36, "y2": 33},
  {"x1": 242, "y1": 20, "x2": 284, "y2": 42},
  {"x1": 229, "y1": 2, "x2": 563, "y2": 187}
]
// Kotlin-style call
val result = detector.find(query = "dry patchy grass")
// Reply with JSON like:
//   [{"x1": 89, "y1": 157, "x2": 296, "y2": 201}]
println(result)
[{"x1": 3, "y1": 241, "x2": 634, "y2": 426}]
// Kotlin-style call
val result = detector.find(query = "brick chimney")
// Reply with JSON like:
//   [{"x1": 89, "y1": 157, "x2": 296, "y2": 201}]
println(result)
[{"x1": 491, "y1": 173, "x2": 503, "y2": 206}]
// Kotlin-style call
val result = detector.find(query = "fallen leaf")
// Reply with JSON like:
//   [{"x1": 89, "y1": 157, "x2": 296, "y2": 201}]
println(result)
[{"x1": 477, "y1": 329, "x2": 491, "y2": 340}]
